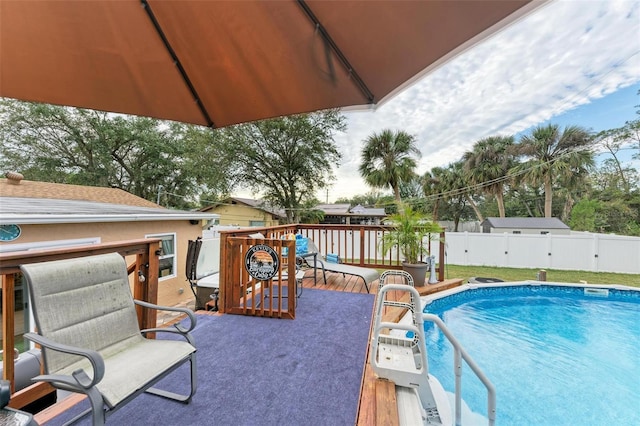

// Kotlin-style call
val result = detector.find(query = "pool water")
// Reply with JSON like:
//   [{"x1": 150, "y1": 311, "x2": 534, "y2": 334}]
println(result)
[{"x1": 423, "y1": 285, "x2": 640, "y2": 426}]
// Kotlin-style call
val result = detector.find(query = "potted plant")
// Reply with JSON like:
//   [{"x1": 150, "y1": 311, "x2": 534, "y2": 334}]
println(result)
[{"x1": 380, "y1": 203, "x2": 442, "y2": 286}]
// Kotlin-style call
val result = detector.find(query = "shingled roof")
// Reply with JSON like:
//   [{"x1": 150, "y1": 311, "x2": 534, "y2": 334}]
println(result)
[
  {"x1": 0, "y1": 177, "x2": 219, "y2": 225},
  {"x1": 0, "y1": 178, "x2": 160, "y2": 208}
]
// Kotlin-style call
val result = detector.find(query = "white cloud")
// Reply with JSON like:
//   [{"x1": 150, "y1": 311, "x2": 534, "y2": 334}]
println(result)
[{"x1": 326, "y1": 0, "x2": 640, "y2": 202}]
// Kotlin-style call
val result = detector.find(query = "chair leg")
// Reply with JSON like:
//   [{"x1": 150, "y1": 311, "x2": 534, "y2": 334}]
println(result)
[
  {"x1": 146, "y1": 353, "x2": 197, "y2": 403},
  {"x1": 361, "y1": 277, "x2": 370, "y2": 293}
]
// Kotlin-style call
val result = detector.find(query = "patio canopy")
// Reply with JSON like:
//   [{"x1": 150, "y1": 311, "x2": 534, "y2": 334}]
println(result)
[{"x1": 0, "y1": 0, "x2": 544, "y2": 128}]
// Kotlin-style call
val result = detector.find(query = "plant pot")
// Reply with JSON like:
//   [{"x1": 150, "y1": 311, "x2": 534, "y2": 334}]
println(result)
[{"x1": 402, "y1": 261, "x2": 429, "y2": 286}]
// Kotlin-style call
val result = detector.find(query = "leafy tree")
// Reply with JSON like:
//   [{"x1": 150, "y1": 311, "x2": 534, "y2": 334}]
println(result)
[
  {"x1": 359, "y1": 129, "x2": 421, "y2": 202},
  {"x1": 593, "y1": 128, "x2": 632, "y2": 194},
  {"x1": 0, "y1": 99, "x2": 236, "y2": 209},
  {"x1": 462, "y1": 135, "x2": 515, "y2": 218},
  {"x1": 297, "y1": 197, "x2": 325, "y2": 224},
  {"x1": 217, "y1": 110, "x2": 345, "y2": 223},
  {"x1": 423, "y1": 162, "x2": 481, "y2": 230},
  {"x1": 569, "y1": 199, "x2": 601, "y2": 232},
  {"x1": 512, "y1": 124, "x2": 593, "y2": 218}
]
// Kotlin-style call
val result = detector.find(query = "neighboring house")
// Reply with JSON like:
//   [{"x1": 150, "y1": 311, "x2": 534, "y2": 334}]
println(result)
[
  {"x1": 0, "y1": 175, "x2": 219, "y2": 309},
  {"x1": 481, "y1": 217, "x2": 570, "y2": 235},
  {"x1": 314, "y1": 203, "x2": 387, "y2": 225},
  {"x1": 200, "y1": 197, "x2": 286, "y2": 227},
  {"x1": 347, "y1": 204, "x2": 387, "y2": 225}
]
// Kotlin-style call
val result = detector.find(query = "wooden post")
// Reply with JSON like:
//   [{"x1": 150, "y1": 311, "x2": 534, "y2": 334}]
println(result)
[
  {"x1": 537, "y1": 270, "x2": 547, "y2": 281},
  {"x1": 2, "y1": 273, "x2": 16, "y2": 393},
  {"x1": 438, "y1": 232, "x2": 446, "y2": 282}
]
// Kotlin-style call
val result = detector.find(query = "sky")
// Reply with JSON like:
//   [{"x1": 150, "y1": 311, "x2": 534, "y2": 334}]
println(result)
[{"x1": 313, "y1": 0, "x2": 640, "y2": 203}]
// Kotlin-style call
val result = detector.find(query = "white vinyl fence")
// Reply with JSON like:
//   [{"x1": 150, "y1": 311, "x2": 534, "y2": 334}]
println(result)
[{"x1": 442, "y1": 231, "x2": 640, "y2": 274}]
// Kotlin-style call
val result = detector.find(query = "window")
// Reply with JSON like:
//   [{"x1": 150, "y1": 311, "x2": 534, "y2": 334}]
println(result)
[
  {"x1": 513, "y1": 231, "x2": 521, "y2": 234},
  {"x1": 146, "y1": 233, "x2": 177, "y2": 280},
  {"x1": 540, "y1": 231, "x2": 549, "y2": 235},
  {"x1": 249, "y1": 220, "x2": 266, "y2": 227}
]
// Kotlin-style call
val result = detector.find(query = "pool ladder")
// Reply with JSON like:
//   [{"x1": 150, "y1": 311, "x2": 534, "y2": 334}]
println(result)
[{"x1": 371, "y1": 281, "x2": 496, "y2": 426}]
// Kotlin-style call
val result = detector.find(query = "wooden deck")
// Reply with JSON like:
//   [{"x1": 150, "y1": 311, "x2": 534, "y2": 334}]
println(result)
[
  {"x1": 33, "y1": 269, "x2": 462, "y2": 425},
  {"x1": 297, "y1": 269, "x2": 463, "y2": 426}
]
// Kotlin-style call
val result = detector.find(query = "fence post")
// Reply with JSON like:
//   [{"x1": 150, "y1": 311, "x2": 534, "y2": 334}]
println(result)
[
  {"x1": 592, "y1": 233, "x2": 599, "y2": 272},
  {"x1": 439, "y1": 232, "x2": 445, "y2": 282}
]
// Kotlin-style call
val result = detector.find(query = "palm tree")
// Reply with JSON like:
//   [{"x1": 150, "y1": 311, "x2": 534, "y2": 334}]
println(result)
[
  {"x1": 512, "y1": 124, "x2": 593, "y2": 218},
  {"x1": 422, "y1": 167, "x2": 446, "y2": 220},
  {"x1": 462, "y1": 135, "x2": 515, "y2": 218},
  {"x1": 359, "y1": 129, "x2": 421, "y2": 202}
]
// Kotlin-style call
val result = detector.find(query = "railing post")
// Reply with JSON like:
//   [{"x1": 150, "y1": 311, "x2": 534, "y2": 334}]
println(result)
[
  {"x1": 2, "y1": 273, "x2": 16, "y2": 393},
  {"x1": 359, "y1": 227, "x2": 365, "y2": 266},
  {"x1": 219, "y1": 232, "x2": 229, "y2": 313},
  {"x1": 133, "y1": 241, "x2": 159, "y2": 331}
]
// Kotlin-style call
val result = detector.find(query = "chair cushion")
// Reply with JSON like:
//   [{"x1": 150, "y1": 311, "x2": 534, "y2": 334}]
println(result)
[{"x1": 57, "y1": 337, "x2": 196, "y2": 408}]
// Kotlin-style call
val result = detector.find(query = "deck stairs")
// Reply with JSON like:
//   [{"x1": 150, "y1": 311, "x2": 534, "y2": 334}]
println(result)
[{"x1": 371, "y1": 273, "x2": 452, "y2": 426}]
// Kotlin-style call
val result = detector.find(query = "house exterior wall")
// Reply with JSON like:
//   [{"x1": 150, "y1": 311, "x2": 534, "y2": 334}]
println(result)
[
  {"x1": 487, "y1": 227, "x2": 570, "y2": 235},
  {"x1": 206, "y1": 204, "x2": 280, "y2": 227},
  {"x1": 0, "y1": 220, "x2": 202, "y2": 307}
]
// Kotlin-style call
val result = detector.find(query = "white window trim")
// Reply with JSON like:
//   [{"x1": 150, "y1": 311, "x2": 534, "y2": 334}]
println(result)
[{"x1": 146, "y1": 232, "x2": 177, "y2": 281}]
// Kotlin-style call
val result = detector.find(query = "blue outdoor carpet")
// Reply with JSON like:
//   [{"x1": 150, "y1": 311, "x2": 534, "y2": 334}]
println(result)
[{"x1": 44, "y1": 288, "x2": 375, "y2": 426}]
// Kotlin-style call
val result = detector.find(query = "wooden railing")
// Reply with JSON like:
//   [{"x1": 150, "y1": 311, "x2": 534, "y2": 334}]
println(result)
[
  {"x1": 218, "y1": 225, "x2": 446, "y2": 313},
  {"x1": 297, "y1": 225, "x2": 445, "y2": 275},
  {"x1": 0, "y1": 238, "x2": 160, "y2": 409},
  {"x1": 218, "y1": 225, "x2": 298, "y2": 316},
  {"x1": 223, "y1": 236, "x2": 298, "y2": 319}
]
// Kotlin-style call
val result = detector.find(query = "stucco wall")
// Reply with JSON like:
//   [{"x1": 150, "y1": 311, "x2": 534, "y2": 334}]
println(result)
[
  {"x1": 1, "y1": 220, "x2": 202, "y2": 307},
  {"x1": 208, "y1": 204, "x2": 279, "y2": 227}
]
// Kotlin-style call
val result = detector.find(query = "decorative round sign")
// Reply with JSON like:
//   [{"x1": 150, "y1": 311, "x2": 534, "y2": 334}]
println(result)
[{"x1": 244, "y1": 244, "x2": 279, "y2": 281}]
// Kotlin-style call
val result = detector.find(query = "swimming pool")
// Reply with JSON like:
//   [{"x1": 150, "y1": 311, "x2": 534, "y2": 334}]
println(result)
[{"x1": 423, "y1": 283, "x2": 640, "y2": 426}]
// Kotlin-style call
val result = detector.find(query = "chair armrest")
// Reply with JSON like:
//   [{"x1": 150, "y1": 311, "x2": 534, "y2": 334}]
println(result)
[
  {"x1": 134, "y1": 300, "x2": 197, "y2": 334},
  {"x1": 23, "y1": 332, "x2": 104, "y2": 390}
]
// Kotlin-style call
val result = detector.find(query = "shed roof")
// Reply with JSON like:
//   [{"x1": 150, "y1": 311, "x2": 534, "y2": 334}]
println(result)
[{"x1": 481, "y1": 217, "x2": 569, "y2": 229}]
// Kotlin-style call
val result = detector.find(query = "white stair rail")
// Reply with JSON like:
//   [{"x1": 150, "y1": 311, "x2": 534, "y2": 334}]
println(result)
[
  {"x1": 371, "y1": 283, "x2": 445, "y2": 424},
  {"x1": 423, "y1": 313, "x2": 497, "y2": 426},
  {"x1": 372, "y1": 282, "x2": 496, "y2": 426}
]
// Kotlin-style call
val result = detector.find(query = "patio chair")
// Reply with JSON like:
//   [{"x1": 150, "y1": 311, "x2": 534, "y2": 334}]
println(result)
[
  {"x1": 20, "y1": 252, "x2": 197, "y2": 426},
  {"x1": 303, "y1": 239, "x2": 379, "y2": 293}
]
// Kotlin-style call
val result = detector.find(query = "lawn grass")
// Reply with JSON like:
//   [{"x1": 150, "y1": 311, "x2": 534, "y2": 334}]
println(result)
[{"x1": 441, "y1": 264, "x2": 640, "y2": 288}]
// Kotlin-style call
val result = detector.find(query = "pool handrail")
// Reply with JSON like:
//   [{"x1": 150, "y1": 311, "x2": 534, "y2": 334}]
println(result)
[{"x1": 423, "y1": 313, "x2": 497, "y2": 426}]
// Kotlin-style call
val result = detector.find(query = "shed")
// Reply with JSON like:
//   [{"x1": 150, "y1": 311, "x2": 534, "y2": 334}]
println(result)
[{"x1": 481, "y1": 217, "x2": 570, "y2": 235}]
